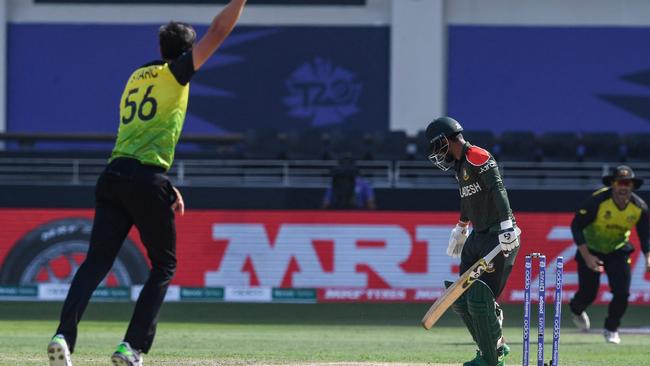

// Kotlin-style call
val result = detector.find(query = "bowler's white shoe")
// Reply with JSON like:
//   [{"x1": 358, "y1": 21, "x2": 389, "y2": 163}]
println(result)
[
  {"x1": 571, "y1": 311, "x2": 590, "y2": 332},
  {"x1": 111, "y1": 342, "x2": 143, "y2": 366},
  {"x1": 47, "y1": 334, "x2": 72, "y2": 366},
  {"x1": 604, "y1": 330, "x2": 621, "y2": 344}
]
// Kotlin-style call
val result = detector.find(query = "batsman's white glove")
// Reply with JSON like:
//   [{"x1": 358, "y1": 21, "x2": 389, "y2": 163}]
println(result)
[
  {"x1": 447, "y1": 222, "x2": 469, "y2": 258},
  {"x1": 498, "y1": 219, "x2": 520, "y2": 252}
]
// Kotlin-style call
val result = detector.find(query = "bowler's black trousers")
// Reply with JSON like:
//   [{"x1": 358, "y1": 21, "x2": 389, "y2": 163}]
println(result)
[
  {"x1": 56, "y1": 158, "x2": 177, "y2": 353},
  {"x1": 569, "y1": 246, "x2": 632, "y2": 332}
]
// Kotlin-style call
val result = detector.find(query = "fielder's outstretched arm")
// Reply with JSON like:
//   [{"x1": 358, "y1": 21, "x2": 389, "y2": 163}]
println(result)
[{"x1": 192, "y1": 0, "x2": 246, "y2": 71}]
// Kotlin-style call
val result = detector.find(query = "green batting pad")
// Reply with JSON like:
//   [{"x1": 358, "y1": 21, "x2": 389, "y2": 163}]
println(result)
[
  {"x1": 467, "y1": 280, "x2": 502, "y2": 366},
  {"x1": 447, "y1": 280, "x2": 480, "y2": 345}
]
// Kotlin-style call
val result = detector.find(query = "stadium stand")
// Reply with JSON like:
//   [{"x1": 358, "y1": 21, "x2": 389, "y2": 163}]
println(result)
[
  {"x1": 537, "y1": 131, "x2": 581, "y2": 162},
  {"x1": 623, "y1": 132, "x2": 650, "y2": 162},
  {"x1": 371, "y1": 130, "x2": 410, "y2": 161},
  {"x1": 464, "y1": 130, "x2": 497, "y2": 154},
  {"x1": 0, "y1": 130, "x2": 647, "y2": 191},
  {"x1": 581, "y1": 132, "x2": 624, "y2": 162},
  {"x1": 285, "y1": 129, "x2": 330, "y2": 160},
  {"x1": 243, "y1": 129, "x2": 289, "y2": 160},
  {"x1": 497, "y1": 131, "x2": 541, "y2": 162}
]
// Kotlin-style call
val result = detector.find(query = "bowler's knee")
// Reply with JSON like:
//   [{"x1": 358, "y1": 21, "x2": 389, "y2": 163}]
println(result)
[{"x1": 152, "y1": 257, "x2": 177, "y2": 281}]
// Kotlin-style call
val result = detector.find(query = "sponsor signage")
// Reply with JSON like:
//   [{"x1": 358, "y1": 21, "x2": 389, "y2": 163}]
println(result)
[
  {"x1": 180, "y1": 287, "x2": 225, "y2": 301},
  {"x1": 38, "y1": 284, "x2": 70, "y2": 301},
  {"x1": 0, "y1": 285, "x2": 37, "y2": 298},
  {"x1": 224, "y1": 286, "x2": 272, "y2": 303},
  {"x1": 91, "y1": 287, "x2": 130, "y2": 300},
  {"x1": 318, "y1": 288, "x2": 443, "y2": 303},
  {"x1": 131, "y1": 285, "x2": 181, "y2": 302},
  {"x1": 272, "y1": 288, "x2": 317, "y2": 303},
  {"x1": 1, "y1": 209, "x2": 649, "y2": 304}
]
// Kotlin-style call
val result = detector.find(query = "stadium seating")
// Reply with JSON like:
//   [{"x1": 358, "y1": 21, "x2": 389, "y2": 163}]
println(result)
[
  {"x1": 465, "y1": 130, "x2": 497, "y2": 153},
  {"x1": 537, "y1": 132, "x2": 582, "y2": 162},
  {"x1": 243, "y1": 129, "x2": 289, "y2": 160},
  {"x1": 370, "y1": 130, "x2": 410, "y2": 161},
  {"x1": 1, "y1": 129, "x2": 644, "y2": 164},
  {"x1": 285, "y1": 129, "x2": 330, "y2": 160},
  {"x1": 498, "y1": 131, "x2": 541, "y2": 161},
  {"x1": 581, "y1": 132, "x2": 623, "y2": 162},
  {"x1": 623, "y1": 132, "x2": 650, "y2": 162}
]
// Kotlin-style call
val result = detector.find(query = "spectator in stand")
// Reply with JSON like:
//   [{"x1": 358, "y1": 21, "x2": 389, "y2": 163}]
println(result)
[{"x1": 322, "y1": 155, "x2": 376, "y2": 210}]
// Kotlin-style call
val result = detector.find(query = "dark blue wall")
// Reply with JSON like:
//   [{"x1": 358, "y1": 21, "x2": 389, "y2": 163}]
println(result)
[
  {"x1": 448, "y1": 26, "x2": 650, "y2": 133},
  {"x1": 8, "y1": 24, "x2": 389, "y2": 134}
]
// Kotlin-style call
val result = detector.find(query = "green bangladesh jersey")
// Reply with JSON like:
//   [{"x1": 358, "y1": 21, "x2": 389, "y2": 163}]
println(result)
[
  {"x1": 110, "y1": 52, "x2": 194, "y2": 170},
  {"x1": 571, "y1": 188, "x2": 650, "y2": 254},
  {"x1": 454, "y1": 142, "x2": 514, "y2": 232}
]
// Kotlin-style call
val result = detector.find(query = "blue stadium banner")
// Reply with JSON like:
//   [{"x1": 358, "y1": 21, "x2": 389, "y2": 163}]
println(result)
[
  {"x1": 447, "y1": 26, "x2": 650, "y2": 133},
  {"x1": 8, "y1": 24, "x2": 388, "y2": 135}
]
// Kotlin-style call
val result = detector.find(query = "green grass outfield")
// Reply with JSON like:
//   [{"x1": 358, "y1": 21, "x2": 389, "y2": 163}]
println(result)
[{"x1": 1, "y1": 302, "x2": 648, "y2": 365}]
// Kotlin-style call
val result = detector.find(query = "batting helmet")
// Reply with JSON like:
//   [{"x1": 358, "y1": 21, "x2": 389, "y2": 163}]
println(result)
[{"x1": 425, "y1": 117, "x2": 464, "y2": 170}]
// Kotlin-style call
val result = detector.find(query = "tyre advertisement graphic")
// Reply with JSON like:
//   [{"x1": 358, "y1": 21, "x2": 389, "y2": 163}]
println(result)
[
  {"x1": 0, "y1": 217, "x2": 148, "y2": 286},
  {"x1": 0, "y1": 209, "x2": 649, "y2": 304}
]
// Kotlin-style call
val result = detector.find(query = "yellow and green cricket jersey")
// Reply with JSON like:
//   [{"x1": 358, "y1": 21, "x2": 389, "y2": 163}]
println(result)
[
  {"x1": 571, "y1": 187, "x2": 649, "y2": 254},
  {"x1": 110, "y1": 53, "x2": 194, "y2": 170}
]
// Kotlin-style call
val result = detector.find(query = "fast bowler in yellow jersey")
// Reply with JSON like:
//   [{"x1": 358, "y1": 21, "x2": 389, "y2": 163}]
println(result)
[{"x1": 47, "y1": 2, "x2": 247, "y2": 366}]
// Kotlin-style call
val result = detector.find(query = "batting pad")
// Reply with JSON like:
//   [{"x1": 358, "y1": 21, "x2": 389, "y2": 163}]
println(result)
[
  {"x1": 446, "y1": 280, "x2": 480, "y2": 346},
  {"x1": 467, "y1": 279, "x2": 502, "y2": 366}
]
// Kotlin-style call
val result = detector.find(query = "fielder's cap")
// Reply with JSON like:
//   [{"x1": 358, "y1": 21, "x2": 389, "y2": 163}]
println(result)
[{"x1": 602, "y1": 165, "x2": 643, "y2": 189}]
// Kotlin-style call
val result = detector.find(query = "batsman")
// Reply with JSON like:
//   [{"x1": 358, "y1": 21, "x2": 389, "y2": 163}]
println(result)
[{"x1": 425, "y1": 117, "x2": 521, "y2": 366}]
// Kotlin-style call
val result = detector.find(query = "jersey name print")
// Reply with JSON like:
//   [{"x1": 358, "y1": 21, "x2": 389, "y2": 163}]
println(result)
[
  {"x1": 111, "y1": 59, "x2": 191, "y2": 170},
  {"x1": 456, "y1": 143, "x2": 514, "y2": 232},
  {"x1": 130, "y1": 68, "x2": 159, "y2": 82},
  {"x1": 460, "y1": 182, "x2": 482, "y2": 198}
]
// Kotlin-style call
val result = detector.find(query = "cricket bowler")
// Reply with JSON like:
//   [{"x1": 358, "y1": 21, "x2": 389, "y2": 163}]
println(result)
[
  {"x1": 47, "y1": 1, "x2": 246, "y2": 365},
  {"x1": 425, "y1": 116, "x2": 520, "y2": 366}
]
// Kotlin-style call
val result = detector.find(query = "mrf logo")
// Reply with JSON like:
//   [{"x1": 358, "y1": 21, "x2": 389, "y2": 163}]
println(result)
[
  {"x1": 205, "y1": 224, "x2": 455, "y2": 288},
  {"x1": 283, "y1": 57, "x2": 362, "y2": 126}
]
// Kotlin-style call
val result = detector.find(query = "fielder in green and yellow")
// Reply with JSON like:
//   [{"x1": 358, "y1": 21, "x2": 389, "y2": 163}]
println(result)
[
  {"x1": 48, "y1": 2, "x2": 247, "y2": 366},
  {"x1": 569, "y1": 165, "x2": 650, "y2": 345},
  {"x1": 425, "y1": 117, "x2": 521, "y2": 366}
]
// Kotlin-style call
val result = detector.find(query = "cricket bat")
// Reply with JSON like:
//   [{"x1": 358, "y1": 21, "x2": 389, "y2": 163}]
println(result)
[{"x1": 421, "y1": 244, "x2": 503, "y2": 330}]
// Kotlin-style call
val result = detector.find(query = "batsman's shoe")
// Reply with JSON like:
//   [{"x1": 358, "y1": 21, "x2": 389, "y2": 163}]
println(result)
[
  {"x1": 495, "y1": 302, "x2": 504, "y2": 328},
  {"x1": 47, "y1": 334, "x2": 72, "y2": 366},
  {"x1": 571, "y1": 311, "x2": 590, "y2": 332},
  {"x1": 111, "y1": 342, "x2": 143, "y2": 366},
  {"x1": 604, "y1": 330, "x2": 621, "y2": 344},
  {"x1": 498, "y1": 343, "x2": 510, "y2": 359},
  {"x1": 462, "y1": 350, "x2": 484, "y2": 366},
  {"x1": 462, "y1": 350, "x2": 506, "y2": 366}
]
